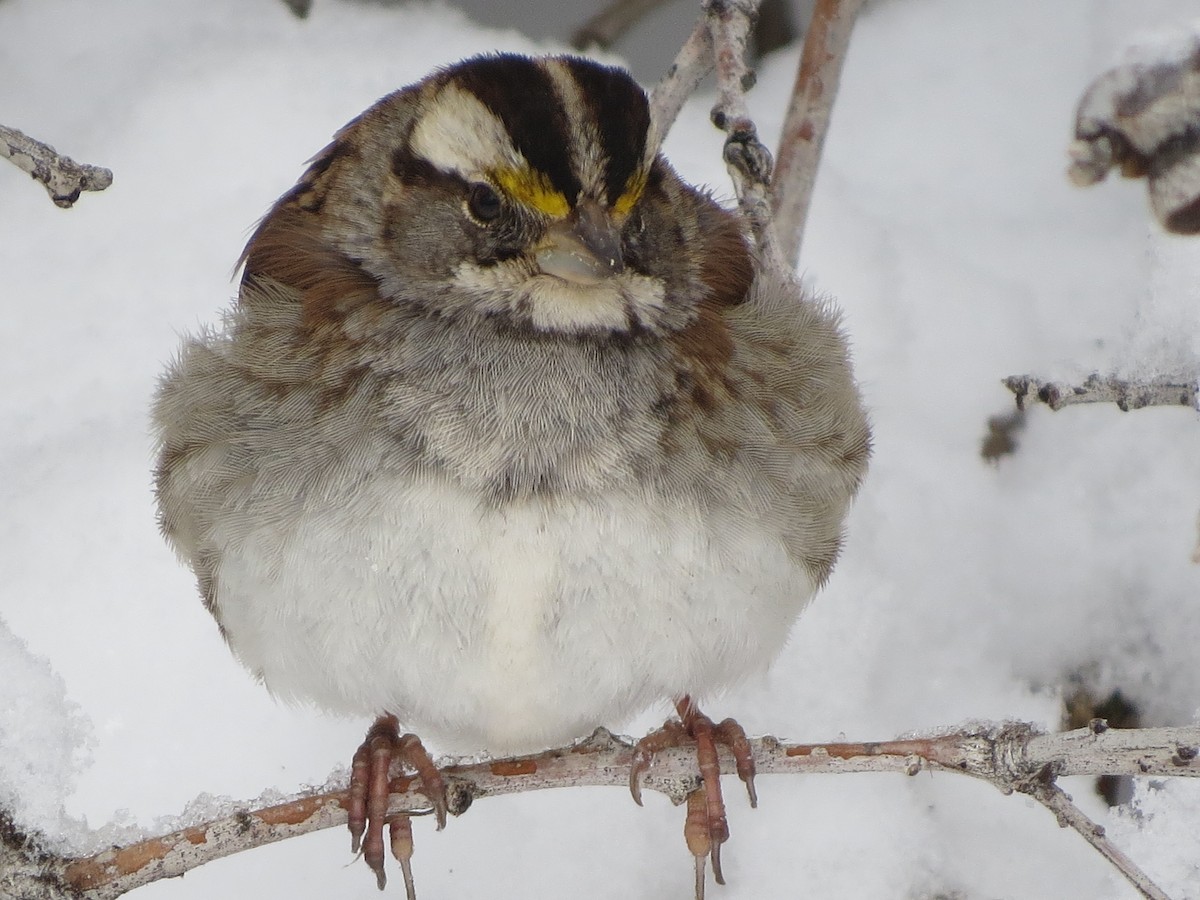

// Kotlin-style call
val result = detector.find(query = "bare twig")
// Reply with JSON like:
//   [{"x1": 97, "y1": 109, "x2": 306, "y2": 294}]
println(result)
[
  {"x1": 1008, "y1": 722, "x2": 1200, "y2": 900},
  {"x1": 1020, "y1": 778, "x2": 1171, "y2": 900},
  {"x1": 0, "y1": 124, "x2": 112, "y2": 208},
  {"x1": 572, "y1": 0, "x2": 674, "y2": 49},
  {"x1": 1004, "y1": 373, "x2": 1199, "y2": 412},
  {"x1": 771, "y1": 0, "x2": 866, "y2": 266},
  {"x1": 646, "y1": 1, "x2": 785, "y2": 265},
  {"x1": 0, "y1": 722, "x2": 1191, "y2": 899},
  {"x1": 648, "y1": 17, "x2": 715, "y2": 146},
  {"x1": 647, "y1": 0, "x2": 862, "y2": 270},
  {"x1": 707, "y1": 0, "x2": 787, "y2": 268}
]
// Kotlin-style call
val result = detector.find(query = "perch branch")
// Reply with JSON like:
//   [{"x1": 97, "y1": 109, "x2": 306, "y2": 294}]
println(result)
[
  {"x1": 0, "y1": 124, "x2": 112, "y2": 208},
  {"x1": 2, "y1": 721, "x2": 1191, "y2": 899},
  {"x1": 771, "y1": 0, "x2": 865, "y2": 266},
  {"x1": 1004, "y1": 373, "x2": 1199, "y2": 412}
]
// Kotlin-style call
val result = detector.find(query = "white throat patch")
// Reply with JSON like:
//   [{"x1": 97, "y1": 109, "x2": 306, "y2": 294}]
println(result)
[{"x1": 453, "y1": 260, "x2": 670, "y2": 335}]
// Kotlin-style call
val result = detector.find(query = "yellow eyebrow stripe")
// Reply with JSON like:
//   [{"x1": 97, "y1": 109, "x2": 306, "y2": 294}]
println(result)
[
  {"x1": 491, "y1": 168, "x2": 570, "y2": 218},
  {"x1": 612, "y1": 169, "x2": 647, "y2": 218}
]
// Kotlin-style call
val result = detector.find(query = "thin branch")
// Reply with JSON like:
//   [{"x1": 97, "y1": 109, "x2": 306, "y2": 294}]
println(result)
[
  {"x1": 1004, "y1": 373, "x2": 1199, "y2": 412},
  {"x1": 1002, "y1": 721, "x2": 1200, "y2": 900},
  {"x1": 648, "y1": 17, "x2": 715, "y2": 146},
  {"x1": 646, "y1": 1, "x2": 789, "y2": 267},
  {"x1": 647, "y1": 0, "x2": 863, "y2": 270},
  {"x1": 1020, "y1": 779, "x2": 1171, "y2": 900},
  {"x1": 707, "y1": 0, "x2": 786, "y2": 268},
  {"x1": 1, "y1": 722, "x2": 1188, "y2": 899},
  {"x1": 770, "y1": 0, "x2": 865, "y2": 266},
  {"x1": 0, "y1": 124, "x2": 113, "y2": 208}
]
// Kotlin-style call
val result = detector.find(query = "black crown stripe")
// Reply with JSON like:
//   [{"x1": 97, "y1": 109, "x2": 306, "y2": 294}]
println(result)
[
  {"x1": 451, "y1": 54, "x2": 582, "y2": 204},
  {"x1": 560, "y1": 56, "x2": 650, "y2": 205}
]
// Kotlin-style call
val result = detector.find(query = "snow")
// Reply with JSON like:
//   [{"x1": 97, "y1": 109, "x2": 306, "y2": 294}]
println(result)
[
  {"x1": 0, "y1": 619, "x2": 90, "y2": 854},
  {"x1": 1, "y1": 0, "x2": 1198, "y2": 898},
  {"x1": 1110, "y1": 779, "x2": 1200, "y2": 896}
]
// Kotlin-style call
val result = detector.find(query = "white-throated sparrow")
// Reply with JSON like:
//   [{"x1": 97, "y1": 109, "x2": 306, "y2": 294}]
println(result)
[{"x1": 153, "y1": 52, "x2": 870, "y2": 896}]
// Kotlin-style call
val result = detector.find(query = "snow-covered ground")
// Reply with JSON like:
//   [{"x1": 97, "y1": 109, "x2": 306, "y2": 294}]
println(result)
[{"x1": 2, "y1": 1, "x2": 1198, "y2": 897}]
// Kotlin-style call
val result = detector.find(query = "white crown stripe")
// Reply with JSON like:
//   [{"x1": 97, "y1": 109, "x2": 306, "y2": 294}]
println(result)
[
  {"x1": 410, "y1": 83, "x2": 528, "y2": 181},
  {"x1": 540, "y1": 59, "x2": 610, "y2": 203}
]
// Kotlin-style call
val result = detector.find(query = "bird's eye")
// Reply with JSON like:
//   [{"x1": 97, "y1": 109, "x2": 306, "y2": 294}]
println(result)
[{"x1": 467, "y1": 183, "x2": 503, "y2": 222}]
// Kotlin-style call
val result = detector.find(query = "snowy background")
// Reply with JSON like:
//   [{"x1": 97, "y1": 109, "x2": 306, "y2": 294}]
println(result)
[{"x1": 2, "y1": 0, "x2": 1200, "y2": 897}]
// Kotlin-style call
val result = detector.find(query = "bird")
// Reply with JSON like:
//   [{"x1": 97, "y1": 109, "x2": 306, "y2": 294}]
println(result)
[{"x1": 152, "y1": 52, "x2": 870, "y2": 897}]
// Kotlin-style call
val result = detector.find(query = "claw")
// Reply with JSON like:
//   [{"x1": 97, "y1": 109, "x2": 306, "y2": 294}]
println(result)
[
  {"x1": 629, "y1": 719, "x2": 688, "y2": 807},
  {"x1": 389, "y1": 815, "x2": 417, "y2": 900},
  {"x1": 710, "y1": 839, "x2": 725, "y2": 886},
  {"x1": 743, "y1": 772, "x2": 759, "y2": 809},
  {"x1": 370, "y1": 858, "x2": 387, "y2": 892},
  {"x1": 684, "y1": 790, "x2": 709, "y2": 900},
  {"x1": 716, "y1": 718, "x2": 758, "y2": 808},
  {"x1": 629, "y1": 749, "x2": 648, "y2": 807}
]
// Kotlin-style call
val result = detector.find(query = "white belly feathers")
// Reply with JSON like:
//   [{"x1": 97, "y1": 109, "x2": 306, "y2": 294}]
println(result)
[{"x1": 214, "y1": 473, "x2": 813, "y2": 755}]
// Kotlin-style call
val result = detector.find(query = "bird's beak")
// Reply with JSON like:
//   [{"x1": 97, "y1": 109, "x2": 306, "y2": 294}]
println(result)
[{"x1": 535, "y1": 200, "x2": 624, "y2": 285}]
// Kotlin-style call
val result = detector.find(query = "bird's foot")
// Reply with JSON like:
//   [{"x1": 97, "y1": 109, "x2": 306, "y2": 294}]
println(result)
[
  {"x1": 347, "y1": 714, "x2": 447, "y2": 896},
  {"x1": 629, "y1": 697, "x2": 757, "y2": 899}
]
